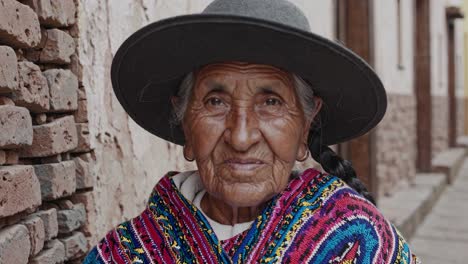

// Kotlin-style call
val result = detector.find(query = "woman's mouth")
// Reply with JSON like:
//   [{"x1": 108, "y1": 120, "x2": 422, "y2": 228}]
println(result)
[{"x1": 224, "y1": 158, "x2": 266, "y2": 171}]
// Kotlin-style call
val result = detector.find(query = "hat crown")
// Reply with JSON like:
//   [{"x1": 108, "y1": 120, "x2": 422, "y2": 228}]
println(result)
[{"x1": 203, "y1": 0, "x2": 311, "y2": 31}]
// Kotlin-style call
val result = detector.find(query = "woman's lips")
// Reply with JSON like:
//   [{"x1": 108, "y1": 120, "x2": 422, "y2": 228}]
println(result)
[{"x1": 224, "y1": 159, "x2": 266, "y2": 171}]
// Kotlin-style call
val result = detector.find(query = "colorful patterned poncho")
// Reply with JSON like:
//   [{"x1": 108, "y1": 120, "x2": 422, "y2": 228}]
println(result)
[{"x1": 83, "y1": 168, "x2": 419, "y2": 263}]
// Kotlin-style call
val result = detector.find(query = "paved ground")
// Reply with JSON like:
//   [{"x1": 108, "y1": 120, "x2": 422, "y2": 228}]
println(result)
[{"x1": 411, "y1": 157, "x2": 468, "y2": 264}]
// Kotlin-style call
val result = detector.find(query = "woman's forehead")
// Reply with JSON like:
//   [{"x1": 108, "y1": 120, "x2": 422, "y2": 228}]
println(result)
[{"x1": 195, "y1": 61, "x2": 294, "y2": 84}]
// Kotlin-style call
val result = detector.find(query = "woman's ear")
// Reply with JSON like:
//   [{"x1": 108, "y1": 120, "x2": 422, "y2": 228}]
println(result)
[
  {"x1": 296, "y1": 141, "x2": 309, "y2": 161},
  {"x1": 183, "y1": 141, "x2": 195, "y2": 161},
  {"x1": 181, "y1": 120, "x2": 195, "y2": 161},
  {"x1": 177, "y1": 102, "x2": 195, "y2": 161}
]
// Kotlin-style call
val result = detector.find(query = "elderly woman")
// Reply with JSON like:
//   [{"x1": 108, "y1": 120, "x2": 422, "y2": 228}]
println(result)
[{"x1": 84, "y1": 0, "x2": 419, "y2": 263}]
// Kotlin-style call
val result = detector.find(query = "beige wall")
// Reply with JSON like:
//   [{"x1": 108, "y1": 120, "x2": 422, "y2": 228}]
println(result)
[
  {"x1": 78, "y1": 0, "x2": 196, "y2": 244},
  {"x1": 373, "y1": 0, "x2": 415, "y2": 95},
  {"x1": 430, "y1": 0, "x2": 464, "y2": 98}
]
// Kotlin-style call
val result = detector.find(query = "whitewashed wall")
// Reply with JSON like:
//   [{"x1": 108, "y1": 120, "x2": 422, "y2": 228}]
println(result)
[
  {"x1": 455, "y1": 19, "x2": 465, "y2": 98},
  {"x1": 430, "y1": 0, "x2": 464, "y2": 97},
  {"x1": 431, "y1": 0, "x2": 449, "y2": 96},
  {"x1": 78, "y1": 0, "x2": 334, "y2": 243},
  {"x1": 291, "y1": 0, "x2": 335, "y2": 39},
  {"x1": 373, "y1": 0, "x2": 415, "y2": 95},
  {"x1": 372, "y1": 0, "x2": 464, "y2": 97}
]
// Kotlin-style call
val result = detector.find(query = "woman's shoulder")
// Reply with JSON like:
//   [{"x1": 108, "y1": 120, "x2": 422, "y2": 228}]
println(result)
[
  {"x1": 83, "y1": 246, "x2": 103, "y2": 264},
  {"x1": 317, "y1": 174, "x2": 400, "y2": 239},
  {"x1": 83, "y1": 170, "x2": 200, "y2": 263},
  {"x1": 83, "y1": 218, "x2": 140, "y2": 263},
  {"x1": 314, "y1": 173, "x2": 420, "y2": 263}
]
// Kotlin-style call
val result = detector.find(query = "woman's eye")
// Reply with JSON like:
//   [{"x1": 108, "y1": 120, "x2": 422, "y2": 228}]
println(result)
[
  {"x1": 206, "y1": 97, "x2": 223, "y2": 106},
  {"x1": 265, "y1": 98, "x2": 282, "y2": 106}
]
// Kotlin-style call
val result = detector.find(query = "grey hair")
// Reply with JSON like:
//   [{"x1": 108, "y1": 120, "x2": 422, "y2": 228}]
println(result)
[{"x1": 172, "y1": 72, "x2": 317, "y2": 124}]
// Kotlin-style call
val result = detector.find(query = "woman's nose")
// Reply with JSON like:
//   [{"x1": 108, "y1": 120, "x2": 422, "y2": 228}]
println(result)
[{"x1": 224, "y1": 108, "x2": 261, "y2": 152}]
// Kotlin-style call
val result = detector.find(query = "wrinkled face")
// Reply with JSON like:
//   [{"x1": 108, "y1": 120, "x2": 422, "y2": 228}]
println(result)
[{"x1": 182, "y1": 62, "x2": 321, "y2": 208}]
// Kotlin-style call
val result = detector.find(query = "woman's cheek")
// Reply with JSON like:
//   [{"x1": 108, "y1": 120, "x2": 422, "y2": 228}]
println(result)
[
  {"x1": 189, "y1": 116, "x2": 226, "y2": 159},
  {"x1": 260, "y1": 117, "x2": 303, "y2": 162}
]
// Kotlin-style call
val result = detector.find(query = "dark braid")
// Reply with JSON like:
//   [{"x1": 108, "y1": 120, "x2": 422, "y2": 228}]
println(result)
[{"x1": 308, "y1": 123, "x2": 376, "y2": 205}]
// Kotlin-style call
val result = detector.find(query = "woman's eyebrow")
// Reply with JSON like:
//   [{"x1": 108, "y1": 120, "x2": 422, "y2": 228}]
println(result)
[
  {"x1": 259, "y1": 86, "x2": 276, "y2": 94},
  {"x1": 205, "y1": 81, "x2": 227, "y2": 93},
  {"x1": 258, "y1": 84, "x2": 286, "y2": 95}
]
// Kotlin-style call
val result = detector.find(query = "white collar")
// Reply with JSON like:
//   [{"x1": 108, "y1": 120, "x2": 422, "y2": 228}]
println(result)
[{"x1": 172, "y1": 171, "x2": 253, "y2": 241}]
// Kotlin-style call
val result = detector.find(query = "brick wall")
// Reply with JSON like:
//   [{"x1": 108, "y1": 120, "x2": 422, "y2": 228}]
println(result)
[
  {"x1": 465, "y1": 97, "x2": 468, "y2": 135},
  {"x1": 457, "y1": 97, "x2": 466, "y2": 138},
  {"x1": 432, "y1": 95, "x2": 450, "y2": 157},
  {"x1": 0, "y1": 0, "x2": 94, "y2": 263},
  {"x1": 375, "y1": 93, "x2": 417, "y2": 197}
]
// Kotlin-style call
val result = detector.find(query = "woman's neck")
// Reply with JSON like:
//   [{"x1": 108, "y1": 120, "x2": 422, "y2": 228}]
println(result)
[{"x1": 200, "y1": 192, "x2": 265, "y2": 225}]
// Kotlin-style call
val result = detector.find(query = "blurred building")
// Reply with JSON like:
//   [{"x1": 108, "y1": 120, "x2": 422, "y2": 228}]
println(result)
[{"x1": 0, "y1": 0, "x2": 466, "y2": 262}]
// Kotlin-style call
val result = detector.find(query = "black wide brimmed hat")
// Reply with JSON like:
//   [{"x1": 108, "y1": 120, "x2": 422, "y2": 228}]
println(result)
[{"x1": 111, "y1": 0, "x2": 387, "y2": 146}]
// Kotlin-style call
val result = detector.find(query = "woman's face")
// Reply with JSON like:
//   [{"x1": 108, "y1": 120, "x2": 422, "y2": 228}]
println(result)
[{"x1": 182, "y1": 62, "x2": 321, "y2": 208}]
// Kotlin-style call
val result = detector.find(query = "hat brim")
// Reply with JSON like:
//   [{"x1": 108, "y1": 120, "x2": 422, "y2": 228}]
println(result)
[{"x1": 111, "y1": 14, "x2": 386, "y2": 146}]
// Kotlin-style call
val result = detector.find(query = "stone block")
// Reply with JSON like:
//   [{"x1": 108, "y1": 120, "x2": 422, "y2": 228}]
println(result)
[
  {"x1": 457, "y1": 135, "x2": 468, "y2": 147},
  {"x1": 73, "y1": 99, "x2": 88, "y2": 123},
  {"x1": 43, "y1": 69, "x2": 78, "y2": 112},
  {"x1": 22, "y1": 0, "x2": 76, "y2": 27},
  {"x1": 35, "y1": 113, "x2": 47, "y2": 125},
  {"x1": 69, "y1": 53, "x2": 82, "y2": 83},
  {"x1": 29, "y1": 239, "x2": 65, "y2": 264},
  {"x1": 77, "y1": 87, "x2": 86, "y2": 100},
  {"x1": 61, "y1": 151, "x2": 71, "y2": 161},
  {"x1": 0, "y1": 224, "x2": 31, "y2": 264},
  {"x1": 70, "y1": 192, "x2": 96, "y2": 238},
  {"x1": 73, "y1": 153, "x2": 94, "y2": 189},
  {"x1": 72, "y1": 123, "x2": 91, "y2": 153},
  {"x1": 57, "y1": 203, "x2": 85, "y2": 234},
  {"x1": 28, "y1": 29, "x2": 75, "y2": 64},
  {"x1": 432, "y1": 148, "x2": 467, "y2": 184},
  {"x1": 0, "y1": 0, "x2": 41, "y2": 49},
  {"x1": 20, "y1": 215, "x2": 45, "y2": 256},
  {"x1": 68, "y1": 24, "x2": 79, "y2": 38},
  {"x1": 0, "y1": 165, "x2": 42, "y2": 218},
  {"x1": 19, "y1": 115, "x2": 78, "y2": 157},
  {"x1": 379, "y1": 173, "x2": 448, "y2": 241},
  {"x1": 31, "y1": 208, "x2": 58, "y2": 241},
  {"x1": 375, "y1": 94, "x2": 417, "y2": 196},
  {"x1": 0, "y1": 96, "x2": 14, "y2": 105},
  {"x1": 41, "y1": 202, "x2": 59, "y2": 211},
  {"x1": 0, "y1": 150, "x2": 5, "y2": 165},
  {"x1": 40, "y1": 154, "x2": 62, "y2": 164},
  {"x1": 0, "y1": 210, "x2": 31, "y2": 230},
  {"x1": 0, "y1": 105, "x2": 33, "y2": 149},
  {"x1": 17, "y1": 158, "x2": 34, "y2": 165},
  {"x1": 432, "y1": 96, "x2": 450, "y2": 157},
  {"x1": 33, "y1": 160, "x2": 76, "y2": 201},
  {"x1": 0, "y1": 46, "x2": 18, "y2": 93},
  {"x1": 4, "y1": 150, "x2": 19, "y2": 165},
  {"x1": 59, "y1": 231, "x2": 87, "y2": 260},
  {"x1": 55, "y1": 199, "x2": 74, "y2": 210},
  {"x1": 14, "y1": 61, "x2": 50, "y2": 113}
]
